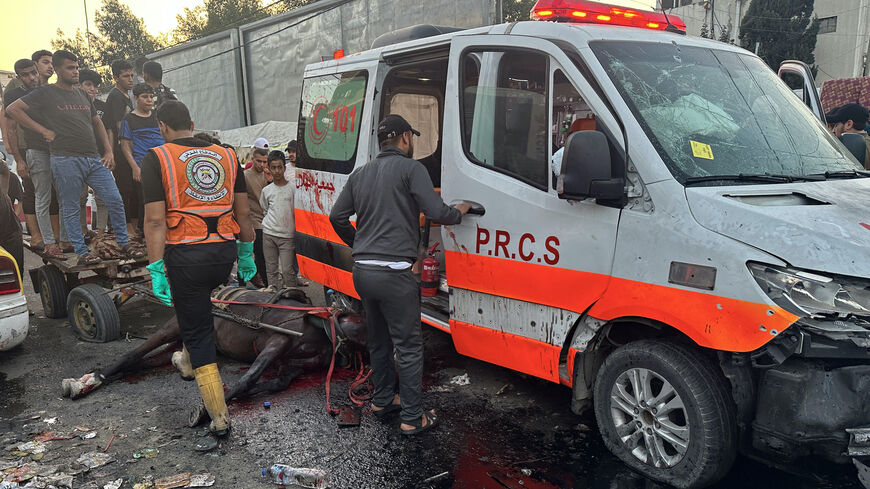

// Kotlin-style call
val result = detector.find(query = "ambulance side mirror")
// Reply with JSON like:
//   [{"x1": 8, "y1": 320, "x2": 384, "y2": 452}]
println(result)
[{"x1": 557, "y1": 131, "x2": 625, "y2": 202}]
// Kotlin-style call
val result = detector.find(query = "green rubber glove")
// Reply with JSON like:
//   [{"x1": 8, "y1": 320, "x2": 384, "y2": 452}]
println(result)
[
  {"x1": 146, "y1": 259, "x2": 173, "y2": 306},
  {"x1": 236, "y1": 240, "x2": 257, "y2": 283}
]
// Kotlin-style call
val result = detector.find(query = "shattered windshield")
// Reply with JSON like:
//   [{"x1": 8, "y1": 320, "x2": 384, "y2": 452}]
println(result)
[{"x1": 590, "y1": 41, "x2": 861, "y2": 184}]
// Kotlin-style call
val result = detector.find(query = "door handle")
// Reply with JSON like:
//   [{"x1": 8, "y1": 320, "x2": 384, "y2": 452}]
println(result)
[{"x1": 454, "y1": 200, "x2": 485, "y2": 216}]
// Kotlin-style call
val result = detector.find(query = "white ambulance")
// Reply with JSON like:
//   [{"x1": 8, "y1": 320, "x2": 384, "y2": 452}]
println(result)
[{"x1": 293, "y1": 1, "x2": 870, "y2": 486}]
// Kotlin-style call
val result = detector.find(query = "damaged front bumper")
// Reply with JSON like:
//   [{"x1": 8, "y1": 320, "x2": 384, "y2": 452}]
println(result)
[{"x1": 748, "y1": 317, "x2": 870, "y2": 467}]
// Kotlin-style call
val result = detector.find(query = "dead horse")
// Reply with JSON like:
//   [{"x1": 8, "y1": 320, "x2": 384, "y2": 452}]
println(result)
[{"x1": 61, "y1": 287, "x2": 367, "y2": 424}]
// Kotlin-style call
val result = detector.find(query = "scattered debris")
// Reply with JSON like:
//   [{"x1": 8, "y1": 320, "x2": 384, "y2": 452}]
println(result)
[
  {"x1": 496, "y1": 384, "x2": 513, "y2": 395},
  {"x1": 45, "y1": 472, "x2": 75, "y2": 488},
  {"x1": 187, "y1": 473, "x2": 215, "y2": 487},
  {"x1": 421, "y1": 471, "x2": 449, "y2": 483},
  {"x1": 520, "y1": 468, "x2": 532, "y2": 476},
  {"x1": 13, "y1": 441, "x2": 47, "y2": 457},
  {"x1": 104, "y1": 436, "x2": 116, "y2": 452},
  {"x1": 103, "y1": 478, "x2": 124, "y2": 489},
  {"x1": 193, "y1": 437, "x2": 218, "y2": 452},
  {"x1": 43, "y1": 418, "x2": 58, "y2": 425},
  {"x1": 34, "y1": 432, "x2": 75, "y2": 442},
  {"x1": 576, "y1": 424, "x2": 591, "y2": 432},
  {"x1": 133, "y1": 448, "x2": 159, "y2": 459},
  {"x1": 82, "y1": 432, "x2": 97, "y2": 440},
  {"x1": 74, "y1": 426, "x2": 91, "y2": 432},
  {"x1": 428, "y1": 385, "x2": 453, "y2": 393},
  {"x1": 131, "y1": 475, "x2": 154, "y2": 489},
  {"x1": 263, "y1": 402, "x2": 271, "y2": 409},
  {"x1": 450, "y1": 373, "x2": 470, "y2": 386},
  {"x1": 155, "y1": 472, "x2": 190, "y2": 489},
  {"x1": 76, "y1": 452, "x2": 114, "y2": 469}
]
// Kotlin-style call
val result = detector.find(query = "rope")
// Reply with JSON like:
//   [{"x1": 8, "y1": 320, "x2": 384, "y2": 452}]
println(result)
[{"x1": 325, "y1": 310, "x2": 341, "y2": 415}]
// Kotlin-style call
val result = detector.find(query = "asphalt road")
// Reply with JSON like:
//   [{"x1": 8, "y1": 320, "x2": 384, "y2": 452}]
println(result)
[{"x1": 0, "y1": 247, "x2": 862, "y2": 488}]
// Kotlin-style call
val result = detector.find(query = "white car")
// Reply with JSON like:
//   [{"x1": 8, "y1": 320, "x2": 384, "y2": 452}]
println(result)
[{"x1": 0, "y1": 246, "x2": 28, "y2": 350}]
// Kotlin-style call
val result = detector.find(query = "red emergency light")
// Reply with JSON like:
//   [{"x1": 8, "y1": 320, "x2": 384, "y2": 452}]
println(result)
[
  {"x1": 333, "y1": 49, "x2": 345, "y2": 59},
  {"x1": 530, "y1": 0, "x2": 686, "y2": 33}
]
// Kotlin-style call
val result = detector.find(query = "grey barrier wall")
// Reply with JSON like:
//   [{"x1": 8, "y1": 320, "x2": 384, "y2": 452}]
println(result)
[
  {"x1": 150, "y1": 0, "x2": 496, "y2": 131},
  {"x1": 151, "y1": 29, "x2": 246, "y2": 131}
]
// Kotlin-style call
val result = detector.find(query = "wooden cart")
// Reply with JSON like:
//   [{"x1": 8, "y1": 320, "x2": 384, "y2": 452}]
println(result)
[{"x1": 24, "y1": 239, "x2": 153, "y2": 342}]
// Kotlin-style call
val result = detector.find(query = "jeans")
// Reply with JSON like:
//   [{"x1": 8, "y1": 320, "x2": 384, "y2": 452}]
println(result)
[
  {"x1": 50, "y1": 156, "x2": 128, "y2": 256},
  {"x1": 262, "y1": 233, "x2": 298, "y2": 287},
  {"x1": 352, "y1": 263, "x2": 423, "y2": 424},
  {"x1": 26, "y1": 149, "x2": 66, "y2": 244}
]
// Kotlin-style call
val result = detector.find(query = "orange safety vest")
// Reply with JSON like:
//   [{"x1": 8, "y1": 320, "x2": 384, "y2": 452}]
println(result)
[{"x1": 153, "y1": 142, "x2": 241, "y2": 245}]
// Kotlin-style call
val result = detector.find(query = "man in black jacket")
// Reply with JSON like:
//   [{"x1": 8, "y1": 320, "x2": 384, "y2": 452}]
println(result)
[{"x1": 330, "y1": 114, "x2": 470, "y2": 435}]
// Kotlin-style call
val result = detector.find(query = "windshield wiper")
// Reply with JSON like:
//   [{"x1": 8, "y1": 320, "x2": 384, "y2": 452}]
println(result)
[
  {"x1": 683, "y1": 173, "x2": 823, "y2": 186},
  {"x1": 806, "y1": 170, "x2": 870, "y2": 180}
]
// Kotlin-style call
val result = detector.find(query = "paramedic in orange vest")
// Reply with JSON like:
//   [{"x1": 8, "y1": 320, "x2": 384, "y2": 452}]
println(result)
[{"x1": 140, "y1": 100, "x2": 256, "y2": 438}]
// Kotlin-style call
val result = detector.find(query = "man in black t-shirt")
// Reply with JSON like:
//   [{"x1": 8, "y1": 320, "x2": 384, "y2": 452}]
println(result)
[
  {"x1": 103, "y1": 59, "x2": 137, "y2": 237},
  {"x1": 142, "y1": 61, "x2": 177, "y2": 110},
  {"x1": 2, "y1": 58, "x2": 63, "y2": 256},
  {"x1": 141, "y1": 101, "x2": 255, "y2": 439},
  {"x1": 7, "y1": 50, "x2": 142, "y2": 266}
]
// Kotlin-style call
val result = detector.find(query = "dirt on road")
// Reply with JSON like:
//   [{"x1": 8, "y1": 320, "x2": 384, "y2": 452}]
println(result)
[{"x1": 0, "y1": 248, "x2": 861, "y2": 488}]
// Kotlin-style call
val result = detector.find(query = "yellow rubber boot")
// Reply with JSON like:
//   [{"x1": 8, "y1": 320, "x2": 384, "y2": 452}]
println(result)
[
  {"x1": 194, "y1": 363, "x2": 230, "y2": 436},
  {"x1": 171, "y1": 347, "x2": 195, "y2": 381}
]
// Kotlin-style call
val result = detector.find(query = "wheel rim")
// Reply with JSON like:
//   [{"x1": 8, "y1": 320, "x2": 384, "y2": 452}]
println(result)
[
  {"x1": 609, "y1": 367, "x2": 690, "y2": 468},
  {"x1": 40, "y1": 277, "x2": 52, "y2": 315},
  {"x1": 73, "y1": 300, "x2": 97, "y2": 339}
]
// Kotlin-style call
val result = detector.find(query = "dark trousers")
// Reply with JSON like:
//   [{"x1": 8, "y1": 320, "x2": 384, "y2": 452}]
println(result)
[
  {"x1": 2, "y1": 236, "x2": 24, "y2": 277},
  {"x1": 166, "y1": 262, "x2": 233, "y2": 369},
  {"x1": 352, "y1": 263, "x2": 423, "y2": 424},
  {"x1": 240, "y1": 228, "x2": 267, "y2": 287}
]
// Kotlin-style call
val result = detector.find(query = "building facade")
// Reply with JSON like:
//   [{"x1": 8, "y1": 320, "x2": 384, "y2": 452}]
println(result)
[{"x1": 658, "y1": 0, "x2": 870, "y2": 84}]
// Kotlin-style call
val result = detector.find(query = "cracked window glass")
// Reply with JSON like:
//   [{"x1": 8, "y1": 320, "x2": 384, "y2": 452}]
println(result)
[{"x1": 590, "y1": 41, "x2": 860, "y2": 184}]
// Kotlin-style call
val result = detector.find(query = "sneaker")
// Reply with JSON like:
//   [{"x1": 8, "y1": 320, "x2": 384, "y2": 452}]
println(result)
[{"x1": 77, "y1": 252, "x2": 101, "y2": 266}]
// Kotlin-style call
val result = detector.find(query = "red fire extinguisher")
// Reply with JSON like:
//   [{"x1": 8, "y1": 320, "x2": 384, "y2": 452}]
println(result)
[{"x1": 421, "y1": 242, "x2": 440, "y2": 297}]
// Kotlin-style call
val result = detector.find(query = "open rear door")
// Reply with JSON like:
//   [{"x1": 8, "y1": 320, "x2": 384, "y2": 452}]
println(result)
[{"x1": 779, "y1": 60, "x2": 825, "y2": 123}]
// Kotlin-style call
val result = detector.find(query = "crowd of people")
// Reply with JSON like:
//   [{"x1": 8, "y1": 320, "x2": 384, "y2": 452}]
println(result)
[{"x1": 0, "y1": 49, "x2": 304, "y2": 291}]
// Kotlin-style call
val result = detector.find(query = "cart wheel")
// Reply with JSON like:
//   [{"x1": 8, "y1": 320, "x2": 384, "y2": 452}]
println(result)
[
  {"x1": 38, "y1": 265, "x2": 68, "y2": 318},
  {"x1": 67, "y1": 284, "x2": 121, "y2": 343}
]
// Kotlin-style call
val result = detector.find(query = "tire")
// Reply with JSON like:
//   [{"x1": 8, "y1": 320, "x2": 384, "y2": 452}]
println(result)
[
  {"x1": 67, "y1": 284, "x2": 121, "y2": 343},
  {"x1": 38, "y1": 265, "x2": 68, "y2": 318},
  {"x1": 593, "y1": 339, "x2": 737, "y2": 488}
]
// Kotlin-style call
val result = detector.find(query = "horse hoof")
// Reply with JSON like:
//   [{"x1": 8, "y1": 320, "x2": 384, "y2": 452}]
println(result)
[
  {"x1": 68, "y1": 373, "x2": 102, "y2": 400},
  {"x1": 188, "y1": 404, "x2": 209, "y2": 428}
]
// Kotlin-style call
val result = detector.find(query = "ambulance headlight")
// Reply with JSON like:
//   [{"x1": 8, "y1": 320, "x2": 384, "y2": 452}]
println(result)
[{"x1": 748, "y1": 262, "x2": 870, "y2": 317}]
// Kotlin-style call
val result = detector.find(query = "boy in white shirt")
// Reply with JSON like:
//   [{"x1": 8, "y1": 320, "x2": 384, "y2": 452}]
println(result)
[{"x1": 259, "y1": 151, "x2": 304, "y2": 288}]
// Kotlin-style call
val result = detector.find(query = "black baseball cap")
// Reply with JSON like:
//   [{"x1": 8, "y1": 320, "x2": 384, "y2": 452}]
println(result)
[
  {"x1": 377, "y1": 114, "x2": 420, "y2": 143},
  {"x1": 825, "y1": 103, "x2": 869, "y2": 125},
  {"x1": 285, "y1": 140, "x2": 297, "y2": 152}
]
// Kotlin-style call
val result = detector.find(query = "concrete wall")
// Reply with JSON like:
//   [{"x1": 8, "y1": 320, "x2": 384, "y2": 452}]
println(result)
[
  {"x1": 149, "y1": 0, "x2": 496, "y2": 131},
  {"x1": 813, "y1": 0, "x2": 870, "y2": 83}
]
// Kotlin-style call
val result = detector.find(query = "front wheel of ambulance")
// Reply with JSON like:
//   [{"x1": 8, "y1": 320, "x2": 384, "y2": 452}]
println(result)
[{"x1": 593, "y1": 339, "x2": 737, "y2": 488}]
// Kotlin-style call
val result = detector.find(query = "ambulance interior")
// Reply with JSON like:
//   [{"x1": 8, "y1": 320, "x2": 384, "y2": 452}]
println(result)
[{"x1": 378, "y1": 56, "x2": 451, "y2": 317}]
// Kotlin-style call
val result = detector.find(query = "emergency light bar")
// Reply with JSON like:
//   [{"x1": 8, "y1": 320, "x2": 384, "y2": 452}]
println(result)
[{"x1": 530, "y1": 0, "x2": 686, "y2": 33}]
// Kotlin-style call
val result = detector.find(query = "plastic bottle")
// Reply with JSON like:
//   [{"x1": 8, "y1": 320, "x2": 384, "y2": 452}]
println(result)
[{"x1": 261, "y1": 465, "x2": 329, "y2": 488}]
